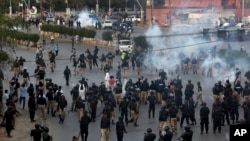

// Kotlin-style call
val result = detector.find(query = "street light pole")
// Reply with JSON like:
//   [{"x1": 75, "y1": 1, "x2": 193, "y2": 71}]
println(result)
[
  {"x1": 96, "y1": 0, "x2": 99, "y2": 16},
  {"x1": 9, "y1": 0, "x2": 12, "y2": 17},
  {"x1": 242, "y1": 0, "x2": 245, "y2": 18},
  {"x1": 109, "y1": 0, "x2": 111, "y2": 16}
]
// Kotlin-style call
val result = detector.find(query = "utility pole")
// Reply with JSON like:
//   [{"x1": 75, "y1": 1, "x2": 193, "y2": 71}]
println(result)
[
  {"x1": 242, "y1": 0, "x2": 245, "y2": 18},
  {"x1": 151, "y1": 0, "x2": 153, "y2": 24},
  {"x1": 109, "y1": 0, "x2": 111, "y2": 16},
  {"x1": 168, "y1": 0, "x2": 171, "y2": 25},
  {"x1": 40, "y1": 0, "x2": 43, "y2": 17},
  {"x1": 9, "y1": 0, "x2": 12, "y2": 17},
  {"x1": 96, "y1": 0, "x2": 99, "y2": 16}
]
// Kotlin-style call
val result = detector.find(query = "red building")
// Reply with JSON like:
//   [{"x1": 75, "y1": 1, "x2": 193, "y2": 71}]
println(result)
[{"x1": 145, "y1": 0, "x2": 250, "y2": 25}]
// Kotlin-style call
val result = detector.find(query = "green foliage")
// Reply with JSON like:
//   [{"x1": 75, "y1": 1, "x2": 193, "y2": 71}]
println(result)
[
  {"x1": 0, "y1": 50, "x2": 9, "y2": 62},
  {"x1": 0, "y1": 27, "x2": 39, "y2": 42},
  {"x1": 102, "y1": 31, "x2": 113, "y2": 41},
  {"x1": 40, "y1": 24, "x2": 96, "y2": 38},
  {"x1": 133, "y1": 35, "x2": 149, "y2": 48}
]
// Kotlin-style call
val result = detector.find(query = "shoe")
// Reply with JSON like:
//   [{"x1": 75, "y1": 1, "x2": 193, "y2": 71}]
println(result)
[
  {"x1": 206, "y1": 131, "x2": 208, "y2": 134},
  {"x1": 201, "y1": 132, "x2": 203, "y2": 134},
  {"x1": 31, "y1": 120, "x2": 36, "y2": 122},
  {"x1": 219, "y1": 130, "x2": 221, "y2": 134},
  {"x1": 8, "y1": 135, "x2": 12, "y2": 138},
  {"x1": 134, "y1": 124, "x2": 139, "y2": 127}
]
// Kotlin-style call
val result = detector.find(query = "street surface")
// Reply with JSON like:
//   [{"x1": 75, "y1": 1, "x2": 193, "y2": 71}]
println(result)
[{"x1": 0, "y1": 25, "x2": 249, "y2": 141}]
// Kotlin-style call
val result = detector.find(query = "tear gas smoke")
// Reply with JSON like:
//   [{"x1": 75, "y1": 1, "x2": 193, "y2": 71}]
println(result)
[
  {"x1": 74, "y1": 10, "x2": 97, "y2": 27},
  {"x1": 143, "y1": 22, "x2": 249, "y2": 84}
]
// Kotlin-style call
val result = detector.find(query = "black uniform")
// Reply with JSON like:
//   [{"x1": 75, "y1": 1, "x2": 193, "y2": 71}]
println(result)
[
  {"x1": 159, "y1": 129, "x2": 173, "y2": 141},
  {"x1": 80, "y1": 113, "x2": 91, "y2": 141},
  {"x1": 144, "y1": 132, "x2": 156, "y2": 141},
  {"x1": 200, "y1": 104, "x2": 210, "y2": 134},
  {"x1": 119, "y1": 98, "x2": 129, "y2": 124},
  {"x1": 179, "y1": 128, "x2": 193, "y2": 141},
  {"x1": 148, "y1": 94, "x2": 157, "y2": 118},
  {"x1": 116, "y1": 118, "x2": 127, "y2": 141}
]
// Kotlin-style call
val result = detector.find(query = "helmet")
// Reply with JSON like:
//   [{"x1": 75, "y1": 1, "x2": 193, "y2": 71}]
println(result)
[
  {"x1": 164, "y1": 126, "x2": 170, "y2": 131},
  {"x1": 147, "y1": 128, "x2": 152, "y2": 132},
  {"x1": 185, "y1": 126, "x2": 191, "y2": 130}
]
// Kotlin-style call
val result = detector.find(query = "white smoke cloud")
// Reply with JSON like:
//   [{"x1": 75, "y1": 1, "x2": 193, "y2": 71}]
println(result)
[
  {"x1": 74, "y1": 10, "x2": 97, "y2": 27},
  {"x1": 143, "y1": 20, "x2": 248, "y2": 85}
]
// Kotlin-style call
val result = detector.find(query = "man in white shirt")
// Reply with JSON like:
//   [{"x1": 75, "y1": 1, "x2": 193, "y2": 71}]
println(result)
[{"x1": 105, "y1": 70, "x2": 110, "y2": 88}]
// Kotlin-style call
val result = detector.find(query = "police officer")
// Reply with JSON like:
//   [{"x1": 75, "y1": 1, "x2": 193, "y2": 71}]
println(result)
[
  {"x1": 184, "y1": 80, "x2": 194, "y2": 102},
  {"x1": 159, "y1": 106, "x2": 168, "y2": 132},
  {"x1": 168, "y1": 103, "x2": 178, "y2": 135},
  {"x1": 128, "y1": 98, "x2": 139, "y2": 126},
  {"x1": 212, "y1": 98, "x2": 223, "y2": 134},
  {"x1": 30, "y1": 124, "x2": 43, "y2": 141},
  {"x1": 141, "y1": 78, "x2": 150, "y2": 105},
  {"x1": 119, "y1": 97, "x2": 129, "y2": 125},
  {"x1": 88, "y1": 94, "x2": 98, "y2": 122},
  {"x1": 144, "y1": 128, "x2": 156, "y2": 141},
  {"x1": 180, "y1": 102, "x2": 190, "y2": 128},
  {"x1": 200, "y1": 102, "x2": 210, "y2": 134},
  {"x1": 114, "y1": 82, "x2": 122, "y2": 104},
  {"x1": 159, "y1": 126, "x2": 173, "y2": 141},
  {"x1": 76, "y1": 97, "x2": 86, "y2": 120},
  {"x1": 116, "y1": 116, "x2": 127, "y2": 141},
  {"x1": 100, "y1": 113, "x2": 110, "y2": 141},
  {"x1": 70, "y1": 86, "x2": 79, "y2": 112},
  {"x1": 148, "y1": 91, "x2": 157, "y2": 118},
  {"x1": 64, "y1": 66, "x2": 71, "y2": 86},
  {"x1": 177, "y1": 126, "x2": 193, "y2": 141},
  {"x1": 80, "y1": 111, "x2": 91, "y2": 141},
  {"x1": 87, "y1": 52, "x2": 93, "y2": 70}
]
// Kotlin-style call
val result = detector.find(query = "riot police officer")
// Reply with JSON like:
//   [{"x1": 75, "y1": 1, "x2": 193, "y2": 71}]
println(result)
[
  {"x1": 200, "y1": 102, "x2": 210, "y2": 134},
  {"x1": 116, "y1": 116, "x2": 127, "y2": 141},
  {"x1": 177, "y1": 126, "x2": 193, "y2": 141},
  {"x1": 144, "y1": 128, "x2": 156, "y2": 141},
  {"x1": 159, "y1": 126, "x2": 173, "y2": 141}
]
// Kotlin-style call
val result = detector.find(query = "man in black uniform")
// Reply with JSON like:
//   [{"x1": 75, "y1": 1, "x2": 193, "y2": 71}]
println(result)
[
  {"x1": 200, "y1": 102, "x2": 210, "y2": 134},
  {"x1": 64, "y1": 66, "x2": 71, "y2": 86},
  {"x1": 119, "y1": 97, "x2": 129, "y2": 125},
  {"x1": 116, "y1": 116, "x2": 127, "y2": 141},
  {"x1": 30, "y1": 124, "x2": 43, "y2": 141},
  {"x1": 144, "y1": 128, "x2": 156, "y2": 141},
  {"x1": 80, "y1": 111, "x2": 91, "y2": 141},
  {"x1": 147, "y1": 91, "x2": 157, "y2": 118},
  {"x1": 88, "y1": 94, "x2": 98, "y2": 122},
  {"x1": 159, "y1": 126, "x2": 173, "y2": 141},
  {"x1": 212, "y1": 98, "x2": 223, "y2": 134},
  {"x1": 177, "y1": 126, "x2": 193, "y2": 141}
]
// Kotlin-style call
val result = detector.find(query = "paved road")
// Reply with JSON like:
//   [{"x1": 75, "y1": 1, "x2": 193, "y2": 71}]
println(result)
[{"x1": 1, "y1": 25, "x2": 249, "y2": 141}]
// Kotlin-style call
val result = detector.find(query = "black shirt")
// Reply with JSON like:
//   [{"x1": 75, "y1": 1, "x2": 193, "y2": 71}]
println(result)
[{"x1": 100, "y1": 117, "x2": 110, "y2": 129}]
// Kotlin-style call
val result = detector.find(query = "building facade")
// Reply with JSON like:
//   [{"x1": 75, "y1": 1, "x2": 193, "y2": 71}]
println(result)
[{"x1": 146, "y1": 0, "x2": 250, "y2": 25}]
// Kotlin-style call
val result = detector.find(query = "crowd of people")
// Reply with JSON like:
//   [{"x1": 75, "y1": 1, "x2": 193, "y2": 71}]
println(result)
[{"x1": 0, "y1": 41, "x2": 250, "y2": 141}]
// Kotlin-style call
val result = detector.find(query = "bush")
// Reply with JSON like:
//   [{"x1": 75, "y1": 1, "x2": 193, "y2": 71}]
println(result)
[
  {"x1": 133, "y1": 36, "x2": 150, "y2": 50},
  {"x1": 0, "y1": 50, "x2": 9, "y2": 62},
  {"x1": 41, "y1": 24, "x2": 96, "y2": 38},
  {"x1": 102, "y1": 31, "x2": 113, "y2": 41}
]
